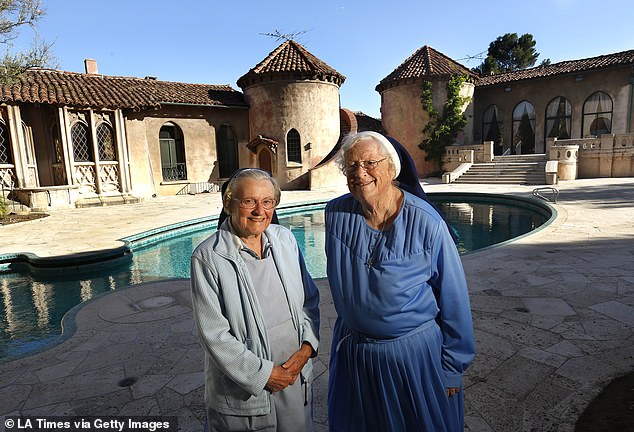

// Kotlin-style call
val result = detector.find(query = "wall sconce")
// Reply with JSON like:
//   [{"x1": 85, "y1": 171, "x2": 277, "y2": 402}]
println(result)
[
  {"x1": 304, "y1": 142, "x2": 312, "y2": 151},
  {"x1": 504, "y1": 85, "x2": 512, "y2": 92}
]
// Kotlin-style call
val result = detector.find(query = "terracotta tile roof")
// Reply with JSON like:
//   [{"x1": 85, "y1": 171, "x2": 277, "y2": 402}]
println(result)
[
  {"x1": 354, "y1": 111, "x2": 384, "y2": 134},
  {"x1": 376, "y1": 46, "x2": 477, "y2": 92},
  {"x1": 0, "y1": 69, "x2": 246, "y2": 110},
  {"x1": 476, "y1": 49, "x2": 634, "y2": 87},
  {"x1": 237, "y1": 40, "x2": 345, "y2": 89}
]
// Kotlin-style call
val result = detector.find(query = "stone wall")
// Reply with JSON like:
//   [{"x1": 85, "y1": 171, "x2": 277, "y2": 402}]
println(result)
[{"x1": 560, "y1": 134, "x2": 634, "y2": 178}]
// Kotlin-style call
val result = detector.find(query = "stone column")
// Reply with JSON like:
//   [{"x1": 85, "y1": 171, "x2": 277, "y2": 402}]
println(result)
[{"x1": 550, "y1": 144, "x2": 579, "y2": 180}]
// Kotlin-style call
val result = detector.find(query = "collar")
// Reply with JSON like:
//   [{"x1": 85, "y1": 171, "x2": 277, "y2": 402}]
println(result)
[{"x1": 227, "y1": 219, "x2": 272, "y2": 259}]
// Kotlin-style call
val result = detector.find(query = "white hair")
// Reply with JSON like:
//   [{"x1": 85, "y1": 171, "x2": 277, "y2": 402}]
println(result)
[{"x1": 336, "y1": 131, "x2": 401, "y2": 178}]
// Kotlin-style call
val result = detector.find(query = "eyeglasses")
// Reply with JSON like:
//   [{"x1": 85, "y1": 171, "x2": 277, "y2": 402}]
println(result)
[
  {"x1": 342, "y1": 158, "x2": 387, "y2": 175},
  {"x1": 233, "y1": 198, "x2": 278, "y2": 210}
]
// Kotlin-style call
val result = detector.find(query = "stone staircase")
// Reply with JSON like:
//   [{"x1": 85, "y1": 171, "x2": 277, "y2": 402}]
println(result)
[{"x1": 453, "y1": 154, "x2": 547, "y2": 185}]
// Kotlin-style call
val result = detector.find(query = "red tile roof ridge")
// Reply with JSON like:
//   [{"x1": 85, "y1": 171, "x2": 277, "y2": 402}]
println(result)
[{"x1": 476, "y1": 48, "x2": 634, "y2": 86}]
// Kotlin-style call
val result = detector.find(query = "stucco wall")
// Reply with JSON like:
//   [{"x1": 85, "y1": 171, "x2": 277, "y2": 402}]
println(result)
[
  {"x1": 380, "y1": 78, "x2": 475, "y2": 177},
  {"x1": 380, "y1": 79, "x2": 433, "y2": 176},
  {"x1": 473, "y1": 67, "x2": 634, "y2": 154},
  {"x1": 125, "y1": 105, "x2": 249, "y2": 198},
  {"x1": 243, "y1": 80, "x2": 341, "y2": 188}
]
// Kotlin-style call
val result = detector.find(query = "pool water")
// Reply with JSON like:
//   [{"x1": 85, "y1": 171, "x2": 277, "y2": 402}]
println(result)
[{"x1": 0, "y1": 196, "x2": 551, "y2": 361}]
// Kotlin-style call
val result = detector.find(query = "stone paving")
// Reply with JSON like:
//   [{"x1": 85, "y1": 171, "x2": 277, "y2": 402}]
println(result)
[{"x1": 1, "y1": 178, "x2": 633, "y2": 431}]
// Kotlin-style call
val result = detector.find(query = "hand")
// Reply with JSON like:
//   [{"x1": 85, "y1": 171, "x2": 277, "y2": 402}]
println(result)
[
  {"x1": 265, "y1": 365, "x2": 294, "y2": 393},
  {"x1": 447, "y1": 387, "x2": 460, "y2": 397},
  {"x1": 281, "y1": 343, "x2": 313, "y2": 384}
]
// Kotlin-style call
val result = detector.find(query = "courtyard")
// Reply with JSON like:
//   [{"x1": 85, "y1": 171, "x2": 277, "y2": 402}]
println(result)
[{"x1": 0, "y1": 178, "x2": 633, "y2": 431}]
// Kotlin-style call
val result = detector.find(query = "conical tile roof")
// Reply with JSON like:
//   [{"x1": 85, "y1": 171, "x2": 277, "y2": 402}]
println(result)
[
  {"x1": 237, "y1": 40, "x2": 345, "y2": 89},
  {"x1": 376, "y1": 45, "x2": 476, "y2": 92}
]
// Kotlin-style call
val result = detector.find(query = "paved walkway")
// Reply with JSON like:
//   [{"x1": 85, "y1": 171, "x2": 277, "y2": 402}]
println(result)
[{"x1": 1, "y1": 178, "x2": 633, "y2": 431}]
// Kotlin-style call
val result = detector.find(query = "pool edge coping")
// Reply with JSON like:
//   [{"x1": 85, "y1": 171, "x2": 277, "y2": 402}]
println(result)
[{"x1": 0, "y1": 193, "x2": 557, "y2": 363}]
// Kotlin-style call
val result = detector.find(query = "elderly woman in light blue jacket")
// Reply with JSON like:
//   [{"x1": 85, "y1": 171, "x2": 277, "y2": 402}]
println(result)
[{"x1": 191, "y1": 169, "x2": 320, "y2": 432}]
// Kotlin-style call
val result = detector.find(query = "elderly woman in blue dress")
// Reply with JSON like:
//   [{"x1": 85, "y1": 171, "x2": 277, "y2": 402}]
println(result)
[
  {"x1": 325, "y1": 131, "x2": 475, "y2": 431},
  {"x1": 191, "y1": 168, "x2": 320, "y2": 432}
]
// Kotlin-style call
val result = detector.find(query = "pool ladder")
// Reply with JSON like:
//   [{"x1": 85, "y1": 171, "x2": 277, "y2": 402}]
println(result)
[{"x1": 532, "y1": 187, "x2": 559, "y2": 203}]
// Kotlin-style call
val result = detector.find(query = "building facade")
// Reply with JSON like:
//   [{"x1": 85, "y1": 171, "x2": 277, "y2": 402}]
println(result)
[
  {"x1": 1, "y1": 42, "x2": 632, "y2": 211},
  {"x1": 376, "y1": 46, "x2": 634, "y2": 179},
  {"x1": 0, "y1": 41, "x2": 345, "y2": 210}
]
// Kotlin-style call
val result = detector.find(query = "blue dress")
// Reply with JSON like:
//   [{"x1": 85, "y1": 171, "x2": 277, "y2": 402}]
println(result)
[{"x1": 325, "y1": 190, "x2": 475, "y2": 432}]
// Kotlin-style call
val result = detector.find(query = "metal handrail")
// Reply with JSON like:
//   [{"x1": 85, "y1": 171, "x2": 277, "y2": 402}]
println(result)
[
  {"x1": 176, "y1": 181, "x2": 222, "y2": 196},
  {"x1": 532, "y1": 187, "x2": 559, "y2": 203}
]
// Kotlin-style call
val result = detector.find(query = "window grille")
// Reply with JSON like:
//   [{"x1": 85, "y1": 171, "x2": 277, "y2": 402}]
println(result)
[
  {"x1": 96, "y1": 123, "x2": 116, "y2": 161},
  {"x1": 0, "y1": 121, "x2": 10, "y2": 164},
  {"x1": 71, "y1": 122, "x2": 92, "y2": 162}
]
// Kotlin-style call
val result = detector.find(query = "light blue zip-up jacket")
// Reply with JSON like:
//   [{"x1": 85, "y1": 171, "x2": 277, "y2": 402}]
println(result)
[{"x1": 190, "y1": 221, "x2": 320, "y2": 416}]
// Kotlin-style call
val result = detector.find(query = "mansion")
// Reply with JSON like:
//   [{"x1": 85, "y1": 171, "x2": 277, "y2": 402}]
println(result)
[{"x1": 1, "y1": 40, "x2": 633, "y2": 210}]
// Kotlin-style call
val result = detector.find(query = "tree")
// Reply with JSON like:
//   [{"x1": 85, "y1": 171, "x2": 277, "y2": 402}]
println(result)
[
  {"x1": 476, "y1": 33, "x2": 546, "y2": 75},
  {"x1": 0, "y1": 0, "x2": 57, "y2": 84}
]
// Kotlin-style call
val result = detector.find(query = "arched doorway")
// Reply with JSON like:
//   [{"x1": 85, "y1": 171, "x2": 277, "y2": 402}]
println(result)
[
  {"x1": 258, "y1": 148, "x2": 273, "y2": 174},
  {"x1": 159, "y1": 123, "x2": 186, "y2": 181},
  {"x1": 512, "y1": 101, "x2": 536, "y2": 154}
]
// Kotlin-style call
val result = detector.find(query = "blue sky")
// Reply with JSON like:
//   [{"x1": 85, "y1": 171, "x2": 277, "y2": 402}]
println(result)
[{"x1": 10, "y1": 0, "x2": 634, "y2": 118}]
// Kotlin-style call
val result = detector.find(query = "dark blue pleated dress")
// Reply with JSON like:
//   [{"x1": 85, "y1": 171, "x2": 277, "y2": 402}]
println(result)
[{"x1": 325, "y1": 191, "x2": 475, "y2": 432}]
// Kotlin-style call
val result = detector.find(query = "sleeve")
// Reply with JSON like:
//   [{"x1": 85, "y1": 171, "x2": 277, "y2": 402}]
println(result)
[
  {"x1": 429, "y1": 223, "x2": 476, "y2": 388},
  {"x1": 190, "y1": 254, "x2": 274, "y2": 396},
  {"x1": 298, "y1": 249, "x2": 320, "y2": 356}
]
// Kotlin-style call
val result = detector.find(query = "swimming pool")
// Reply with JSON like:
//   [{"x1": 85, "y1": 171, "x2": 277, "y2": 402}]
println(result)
[{"x1": 0, "y1": 194, "x2": 553, "y2": 361}]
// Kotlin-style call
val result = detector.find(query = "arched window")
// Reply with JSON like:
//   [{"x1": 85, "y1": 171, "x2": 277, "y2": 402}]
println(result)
[
  {"x1": 71, "y1": 121, "x2": 92, "y2": 162},
  {"x1": 286, "y1": 129, "x2": 301, "y2": 164},
  {"x1": 216, "y1": 124, "x2": 238, "y2": 178},
  {"x1": 482, "y1": 105, "x2": 503, "y2": 155},
  {"x1": 545, "y1": 97, "x2": 572, "y2": 140},
  {"x1": 96, "y1": 122, "x2": 116, "y2": 161},
  {"x1": 582, "y1": 91, "x2": 612, "y2": 137},
  {"x1": 0, "y1": 120, "x2": 11, "y2": 164},
  {"x1": 512, "y1": 101, "x2": 536, "y2": 154},
  {"x1": 159, "y1": 124, "x2": 186, "y2": 181}
]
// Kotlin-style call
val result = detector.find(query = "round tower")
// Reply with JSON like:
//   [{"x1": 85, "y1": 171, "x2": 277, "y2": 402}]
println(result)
[
  {"x1": 237, "y1": 40, "x2": 345, "y2": 189},
  {"x1": 376, "y1": 46, "x2": 476, "y2": 176}
]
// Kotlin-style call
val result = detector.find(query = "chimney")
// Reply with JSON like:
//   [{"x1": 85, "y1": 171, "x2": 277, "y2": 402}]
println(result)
[{"x1": 84, "y1": 59, "x2": 98, "y2": 75}]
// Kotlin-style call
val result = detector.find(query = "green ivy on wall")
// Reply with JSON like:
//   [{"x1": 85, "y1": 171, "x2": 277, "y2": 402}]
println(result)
[{"x1": 419, "y1": 74, "x2": 471, "y2": 169}]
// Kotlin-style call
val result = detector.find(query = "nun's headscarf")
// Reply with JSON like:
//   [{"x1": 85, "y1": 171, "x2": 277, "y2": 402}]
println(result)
[
  {"x1": 216, "y1": 168, "x2": 280, "y2": 230},
  {"x1": 386, "y1": 134, "x2": 460, "y2": 245},
  {"x1": 337, "y1": 131, "x2": 401, "y2": 179}
]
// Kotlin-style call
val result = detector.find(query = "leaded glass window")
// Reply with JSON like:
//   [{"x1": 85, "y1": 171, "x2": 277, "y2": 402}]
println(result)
[
  {"x1": 71, "y1": 122, "x2": 92, "y2": 162},
  {"x1": 0, "y1": 121, "x2": 10, "y2": 164},
  {"x1": 96, "y1": 122, "x2": 116, "y2": 161},
  {"x1": 286, "y1": 128, "x2": 301, "y2": 163},
  {"x1": 582, "y1": 91, "x2": 612, "y2": 137},
  {"x1": 545, "y1": 97, "x2": 572, "y2": 140}
]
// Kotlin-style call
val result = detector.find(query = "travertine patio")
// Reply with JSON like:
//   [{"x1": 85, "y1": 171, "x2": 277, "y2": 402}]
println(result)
[{"x1": 1, "y1": 178, "x2": 633, "y2": 431}]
